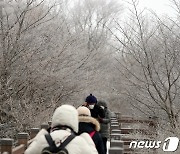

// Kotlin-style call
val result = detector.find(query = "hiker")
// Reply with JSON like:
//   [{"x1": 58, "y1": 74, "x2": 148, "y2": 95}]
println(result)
[
  {"x1": 83, "y1": 94, "x2": 105, "y2": 120},
  {"x1": 77, "y1": 106, "x2": 105, "y2": 154},
  {"x1": 98, "y1": 100, "x2": 111, "y2": 154},
  {"x1": 25, "y1": 104, "x2": 98, "y2": 154}
]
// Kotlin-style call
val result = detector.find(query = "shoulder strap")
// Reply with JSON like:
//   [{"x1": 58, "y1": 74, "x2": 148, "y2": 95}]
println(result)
[
  {"x1": 89, "y1": 131, "x2": 96, "y2": 138},
  {"x1": 45, "y1": 134, "x2": 56, "y2": 148},
  {"x1": 57, "y1": 134, "x2": 76, "y2": 150},
  {"x1": 44, "y1": 133, "x2": 76, "y2": 150}
]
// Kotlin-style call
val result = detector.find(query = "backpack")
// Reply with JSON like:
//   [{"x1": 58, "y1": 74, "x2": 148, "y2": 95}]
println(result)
[{"x1": 41, "y1": 133, "x2": 76, "y2": 154}]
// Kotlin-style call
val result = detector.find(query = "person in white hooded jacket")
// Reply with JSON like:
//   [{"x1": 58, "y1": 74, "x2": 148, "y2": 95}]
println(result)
[{"x1": 25, "y1": 104, "x2": 98, "y2": 154}]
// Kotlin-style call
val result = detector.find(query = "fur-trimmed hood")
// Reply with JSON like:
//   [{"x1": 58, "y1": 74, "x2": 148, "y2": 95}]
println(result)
[{"x1": 78, "y1": 116, "x2": 100, "y2": 131}]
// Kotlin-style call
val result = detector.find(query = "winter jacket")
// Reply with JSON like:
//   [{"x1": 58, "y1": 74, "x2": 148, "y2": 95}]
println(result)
[
  {"x1": 98, "y1": 101, "x2": 111, "y2": 138},
  {"x1": 25, "y1": 105, "x2": 98, "y2": 154},
  {"x1": 78, "y1": 116, "x2": 105, "y2": 154},
  {"x1": 89, "y1": 104, "x2": 105, "y2": 119}
]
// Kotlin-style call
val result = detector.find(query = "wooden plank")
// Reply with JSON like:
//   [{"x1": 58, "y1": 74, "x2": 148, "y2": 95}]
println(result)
[
  {"x1": 119, "y1": 119, "x2": 154, "y2": 124},
  {"x1": 120, "y1": 128, "x2": 156, "y2": 135},
  {"x1": 109, "y1": 147, "x2": 124, "y2": 154},
  {"x1": 110, "y1": 140, "x2": 124, "y2": 148}
]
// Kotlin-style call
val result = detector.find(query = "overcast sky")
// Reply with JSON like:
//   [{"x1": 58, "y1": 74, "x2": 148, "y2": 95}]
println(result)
[
  {"x1": 140, "y1": 0, "x2": 173, "y2": 14},
  {"x1": 123, "y1": 0, "x2": 176, "y2": 16}
]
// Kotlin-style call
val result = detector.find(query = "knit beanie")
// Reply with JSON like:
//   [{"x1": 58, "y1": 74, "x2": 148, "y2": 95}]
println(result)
[
  {"x1": 77, "y1": 106, "x2": 91, "y2": 116},
  {"x1": 85, "y1": 94, "x2": 97, "y2": 104}
]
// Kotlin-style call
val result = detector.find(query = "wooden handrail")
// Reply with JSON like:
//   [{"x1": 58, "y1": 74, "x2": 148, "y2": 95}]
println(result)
[
  {"x1": 12, "y1": 144, "x2": 25, "y2": 154},
  {"x1": 0, "y1": 127, "x2": 41, "y2": 154}
]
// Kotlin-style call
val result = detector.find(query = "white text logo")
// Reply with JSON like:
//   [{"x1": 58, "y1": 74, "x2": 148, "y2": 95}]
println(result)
[{"x1": 129, "y1": 137, "x2": 179, "y2": 152}]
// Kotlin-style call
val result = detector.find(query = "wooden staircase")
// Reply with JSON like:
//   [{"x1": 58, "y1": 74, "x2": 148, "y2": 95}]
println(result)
[{"x1": 109, "y1": 112, "x2": 158, "y2": 154}]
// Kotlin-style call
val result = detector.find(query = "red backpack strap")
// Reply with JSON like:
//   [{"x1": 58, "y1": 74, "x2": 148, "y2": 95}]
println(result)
[{"x1": 89, "y1": 131, "x2": 96, "y2": 138}]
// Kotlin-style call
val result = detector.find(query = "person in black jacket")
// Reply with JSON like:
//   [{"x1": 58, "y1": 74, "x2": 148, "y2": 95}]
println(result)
[
  {"x1": 98, "y1": 101, "x2": 111, "y2": 154},
  {"x1": 83, "y1": 94, "x2": 105, "y2": 119},
  {"x1": 77, "y1": 106, "x2": 105, "y2": 154}
]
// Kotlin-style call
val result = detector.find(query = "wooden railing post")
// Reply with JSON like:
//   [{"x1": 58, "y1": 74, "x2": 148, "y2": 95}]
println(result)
[
  {"x1": 41, "y1": 123, "x2": 49, "y2": 130},
  {"x1": 0, "y1": 138, "x2": 13, "y2": 154},
  {"x1": 30, "y1": 128, "x2": 40, "y2": 139},
  {"x1": 115, "y1": 112, "x2": 121, "y2": 120},
  {"x1": 48, "y1": 121, "x2": 52, "y2": 127},
  {"x1": 149, "y1": 117, "x2": 158, "y2": 130},
  {"x1": 149, "y1": 117, "x2": 158, "y2": 154},
  {"x1": 18, "y1": 133, "x2": 29, "y2": 148},
  {"x1": 149, "y1": 117, "x2": 158, "y2": 139},
  {"x1": 115, "y1": 112, "x2": 121, "y2": 129}
]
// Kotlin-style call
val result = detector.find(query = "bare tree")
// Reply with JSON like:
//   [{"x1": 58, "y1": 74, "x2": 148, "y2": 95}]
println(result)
[
  {"x1": 0, "y1": 0, "x2": 81, "y2": 137},
  {"x1": 110, "y1": 0, "x2": 180, "y2": 132},
  {"x1": 0, "y1": 0, "x2": 122, "y2": 138}
]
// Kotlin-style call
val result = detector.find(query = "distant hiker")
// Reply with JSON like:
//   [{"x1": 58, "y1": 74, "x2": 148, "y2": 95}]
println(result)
[
  {"x1": 98, "y1": 101, "x2": 111, "y2": 154},
  {"x1": 77, "y1": 106, "x2": 105, "y2": 154},
  {"x1": 83, "y1": 94, "x2": 105, "y2": 119},
  {"x1": 25, "y1": 104, "x2": 98, "y2": 154}
]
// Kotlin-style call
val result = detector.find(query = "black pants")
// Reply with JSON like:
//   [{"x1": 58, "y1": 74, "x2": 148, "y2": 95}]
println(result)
[{"x1": 102, "y1": 137, "x2": 107, "y2": 154}]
